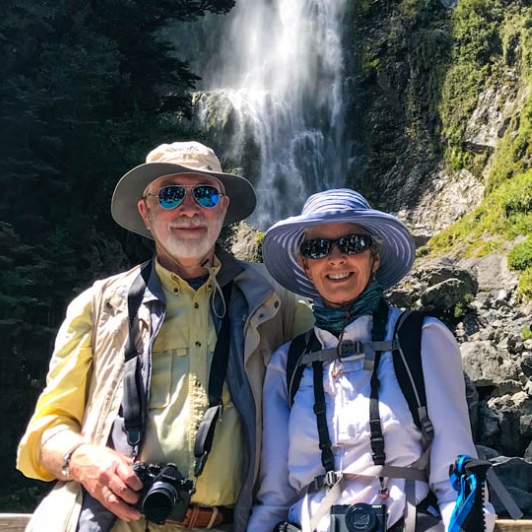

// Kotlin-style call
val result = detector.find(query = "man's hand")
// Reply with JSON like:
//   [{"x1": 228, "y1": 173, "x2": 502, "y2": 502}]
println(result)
[{"x1": 69, "y1": 444, "x2": 143, "y2": 522}]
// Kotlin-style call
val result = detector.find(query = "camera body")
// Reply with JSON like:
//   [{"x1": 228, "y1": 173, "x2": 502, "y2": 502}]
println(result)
[
  {"x1": 132, "y1": 462, "x2": 194, "y2": 524},
  {"x1": 330, "y1": 503, "x2": 387, "y2": 532}
]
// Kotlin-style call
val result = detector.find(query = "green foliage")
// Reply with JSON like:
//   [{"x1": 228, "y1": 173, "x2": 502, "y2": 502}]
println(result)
[
  {"x1": 454, "y1": 293, "x2": 475, "y2": 319},
  {"x1": 250, "y1": 232, "x2": 265, "y2": 263},
  {"x1": 343, "y1": 0, "x2": 452, "y2": 198},
  {"x1": 508, "y1": 238, "x2": 532, "y2": 271},
  {"x1": 439, "y1": 0, "x2": 505, "y2": 171},
  {"x1": 517, "y1": 267, "x2": 532, "y2": 302},
  {"x1": 0, "y1": 0, "x2": 235, "y2": 511},
  {"x1": 428, "y1": 171, "x2": 532, "y2": 255},
  {"x1": 488, "y1": 94, "x2": 532, "y2": 191},
  {"x1": 436, "y1": 1, "x2": 532, "y2": 176},
  {"x1": 522, "y1": 324, "x2": 532, "y2": 341}
]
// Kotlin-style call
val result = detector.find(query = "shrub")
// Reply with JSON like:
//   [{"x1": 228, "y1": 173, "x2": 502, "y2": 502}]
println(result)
[
  {"x1": 508, "y1": 238, "x2": 532, "y2": 271},
  {"x1": 517, "y1": 267, "x2": 532, "y2": 302}
]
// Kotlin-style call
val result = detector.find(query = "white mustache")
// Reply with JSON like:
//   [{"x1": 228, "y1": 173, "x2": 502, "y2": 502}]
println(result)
[{"x1": 169, "y1": 216, "x2": 207, "y2": 229}]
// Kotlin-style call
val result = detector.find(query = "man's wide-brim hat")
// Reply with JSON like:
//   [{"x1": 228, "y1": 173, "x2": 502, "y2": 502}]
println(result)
[
  {"x1": 263, "y1": 188, "x2": 416, "y2": 299},
  {"x1": 111, "y1": 141, "x2": 257, "y2": 239}
]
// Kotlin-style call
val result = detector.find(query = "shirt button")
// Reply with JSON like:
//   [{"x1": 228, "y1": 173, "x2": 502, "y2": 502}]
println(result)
[
  {"x1": 195, "y1": 341, "x2": 201, "y2": 347},
  {"x1": 173, "y1": 288, "x2": 179, "y2": 294},
  {"x1": 274, "y1": 301, "x2": 280, "y2": 308},
  {"x1": 194, "y1": 302, "x2": 199, "y2": 309}
]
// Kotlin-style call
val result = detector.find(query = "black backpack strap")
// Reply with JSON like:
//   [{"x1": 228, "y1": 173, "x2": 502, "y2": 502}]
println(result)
[
  {"x1": 392, "y1": 310, "x2": 434, "y2": 445},
  {"x1": 193, "y1": 281, "x2": 233, "y2": 477},
  {"x1": 312, "y1": 359, "x2": 336, "y2": 474},
  {"x1": 287, "y1": 329, "x2": 319, "y2": 406},
  {"x1": 368, "y1": 299, "x2": 389, "y2": 466}
]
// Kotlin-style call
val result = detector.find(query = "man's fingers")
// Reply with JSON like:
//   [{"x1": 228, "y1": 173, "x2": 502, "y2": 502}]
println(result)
[
  {"x1": 102, "y1": 488, "x2": 141, "y2": 522},
  {"x1": 70, "y1": 445, "x2": 143, "y2": 521},
  {"x1": 115, "y1": 461, "x2": 143, "y2": 491},
  {"x1": 109, "y1": 476, "x2": 141, "y2": 505}
]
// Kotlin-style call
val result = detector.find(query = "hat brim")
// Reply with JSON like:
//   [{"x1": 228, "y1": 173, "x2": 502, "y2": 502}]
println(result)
[
  {"x1": 263, "y1": 209, "x2": 416, "y2": 299},
  {"x1": 111, "y1": 162, "x2": 257, "y2": 238}
]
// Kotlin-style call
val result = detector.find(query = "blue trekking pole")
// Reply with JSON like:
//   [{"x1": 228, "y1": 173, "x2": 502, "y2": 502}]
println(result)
[{"x1": 449, "y1": 455, "x2": 491, "y2": 532}]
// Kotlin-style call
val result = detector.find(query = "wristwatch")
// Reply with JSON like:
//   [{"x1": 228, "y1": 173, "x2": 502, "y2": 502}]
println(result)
[{"x1": 61, "y1": 442, "x2": 84, "y2": 479}]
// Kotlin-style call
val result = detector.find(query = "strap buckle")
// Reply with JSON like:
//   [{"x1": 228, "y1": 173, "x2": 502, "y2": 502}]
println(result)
[
  {"x1": 337, "y1": 340, "x2": 363, "y2": 357},
  {"x1": 324, "y1": 470, "x2": 341, "y2": 488},
  {"x1": 125, "y1": 425, "x2": 142, "y2": 447},
  {"x1": 311, "y1": 470, "x2": 341, "y2": 492},
  {"x1": 194, "y1": 451, "x2": 208, "y2": 477},
  {"x1": 363, "y1": 343, "x2": 376, "y2": 371}
]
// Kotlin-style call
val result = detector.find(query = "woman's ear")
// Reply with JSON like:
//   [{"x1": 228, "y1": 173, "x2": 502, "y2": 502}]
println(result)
[
  {"x1": 372, "y1": 254, "x2": 381, "y2": 273},
  {"x1": 297, "y1": 255, "x2": 312, "y2": 279}
]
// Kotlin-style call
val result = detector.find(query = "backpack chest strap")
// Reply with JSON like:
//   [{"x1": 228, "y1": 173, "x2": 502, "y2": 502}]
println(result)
[
  {"x1": 302, "y1": 461, "x2": 429, "y2": 497},
  {"x1": 297, "y1": 340, "x2": 397, "y2": 369}
]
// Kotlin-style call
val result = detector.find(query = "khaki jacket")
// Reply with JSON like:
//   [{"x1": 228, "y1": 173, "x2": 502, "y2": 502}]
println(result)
[{"x1": 20, "y1": 250, "x2": 313, "y2": 531}]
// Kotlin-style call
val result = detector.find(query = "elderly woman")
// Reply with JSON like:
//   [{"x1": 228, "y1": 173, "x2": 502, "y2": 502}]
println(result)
[{"x1": 248, "y1": 189, "x2": 495, "y2": 532}]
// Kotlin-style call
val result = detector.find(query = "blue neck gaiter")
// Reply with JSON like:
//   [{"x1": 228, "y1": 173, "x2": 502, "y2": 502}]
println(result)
[{"x1": 313, "y1": 280, "x2": 384, "y2": 336}]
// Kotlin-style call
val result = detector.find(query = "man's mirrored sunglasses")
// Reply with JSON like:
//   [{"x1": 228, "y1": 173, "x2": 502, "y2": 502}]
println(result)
[
  {"x1": 144, "y1": 184, "x2": 224, "y2": 210},
  {"x1": 299, "y1": 233, "x2": 374, "y2": 260}
]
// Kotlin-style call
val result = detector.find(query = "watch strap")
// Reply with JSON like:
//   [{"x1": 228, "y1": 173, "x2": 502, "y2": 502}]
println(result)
[{"x1": 61, "y1": 442, "x2": 84, "y2": 479}]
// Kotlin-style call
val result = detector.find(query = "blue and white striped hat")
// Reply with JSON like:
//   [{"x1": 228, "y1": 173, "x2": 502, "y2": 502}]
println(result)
[{"x1": 263, "y1": 188, "x2": 416, "y2": 299}]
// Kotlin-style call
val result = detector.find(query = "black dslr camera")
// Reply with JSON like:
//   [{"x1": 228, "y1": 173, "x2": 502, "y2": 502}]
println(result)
[
  {"x1": 132, "y1": 462, "x2": 194, "y2": 524},
  {"x1": 330, "y1": 503, "x2": 387, "y2": 532}
]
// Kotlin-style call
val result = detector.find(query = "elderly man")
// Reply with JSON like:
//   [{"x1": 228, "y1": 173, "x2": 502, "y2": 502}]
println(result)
[{"x1": 17, "y1": 142, "x2": 313, "y2": 531}]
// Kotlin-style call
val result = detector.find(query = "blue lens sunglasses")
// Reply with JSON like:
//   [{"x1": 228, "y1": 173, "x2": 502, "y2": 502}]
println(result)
[{"x1": 143, "y1": 184, "x2": 225, "y2": 210}]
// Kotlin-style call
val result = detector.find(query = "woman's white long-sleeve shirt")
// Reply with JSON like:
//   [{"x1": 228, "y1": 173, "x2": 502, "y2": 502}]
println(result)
[{"x1": 248, "y1": 307, "x2": 496, "y2": 531}]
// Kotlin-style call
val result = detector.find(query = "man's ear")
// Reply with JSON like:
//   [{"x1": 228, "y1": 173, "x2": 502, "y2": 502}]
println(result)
[
  {"x1": 223, "y1": 194, "x2": 230, "y2": 214},
  {"x1": 138, "y1": 199, "x2": 150, "y2": 231}
]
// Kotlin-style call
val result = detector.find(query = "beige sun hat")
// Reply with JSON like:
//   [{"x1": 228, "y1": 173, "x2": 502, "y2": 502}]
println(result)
[{"x1": 111, "y1": 141, "x2": 257, "y2": 239}]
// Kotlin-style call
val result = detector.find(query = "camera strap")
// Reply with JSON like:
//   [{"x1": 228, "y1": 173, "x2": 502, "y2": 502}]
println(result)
[
  {"x1": 193, "y1": 281, "x2": 233, "y2": 477},
  {"x1": 123, "y1": 260, "x2": 153, "y2": 455},
  {"x1": 123, "y1": 260, "x2": 234, "y2": 474}
]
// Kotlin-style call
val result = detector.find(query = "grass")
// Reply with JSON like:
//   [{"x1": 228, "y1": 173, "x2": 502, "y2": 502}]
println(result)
[{"x1": 425, "y1": 170, "x2": 532, "y2": 255}]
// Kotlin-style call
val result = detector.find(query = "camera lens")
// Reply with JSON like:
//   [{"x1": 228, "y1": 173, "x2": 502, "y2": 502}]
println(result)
[
  {"x1": 345, "y1": 503, "x2": 379, "y2": 531},
  {"x1": 142, "y1": 480, "x2": 179, "y2": 524}
]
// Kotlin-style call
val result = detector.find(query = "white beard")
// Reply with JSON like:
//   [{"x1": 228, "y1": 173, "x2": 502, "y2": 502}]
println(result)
[{"x1": 151, "y1": 212, "x2": 225, "y2": 264}]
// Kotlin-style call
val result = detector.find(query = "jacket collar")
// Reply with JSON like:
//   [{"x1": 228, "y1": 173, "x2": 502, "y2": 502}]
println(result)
[{"x1": 140, "y1": 246, "x2": 273, "y2": 311}]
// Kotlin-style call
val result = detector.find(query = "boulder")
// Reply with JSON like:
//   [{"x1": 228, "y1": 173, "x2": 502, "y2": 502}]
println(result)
[
  {"x1": 490, "y1": 457, "x2": 532, "y2": 518},
  {"x1": 461, "y1": 341, "x2": 519, "y2": 386}
]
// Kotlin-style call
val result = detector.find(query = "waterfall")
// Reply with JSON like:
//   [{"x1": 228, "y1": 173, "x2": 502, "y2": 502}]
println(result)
[{"x1": 193, "y1": 0, "x2": 348, "y2": 229}]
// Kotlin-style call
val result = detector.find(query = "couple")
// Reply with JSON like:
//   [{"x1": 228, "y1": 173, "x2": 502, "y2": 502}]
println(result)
[{"x1": 17, "y1": 141, "x2": 494, "y2": 531}]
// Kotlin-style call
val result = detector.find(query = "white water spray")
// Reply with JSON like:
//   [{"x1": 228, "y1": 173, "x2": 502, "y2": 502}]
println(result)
[{"x1": 194, "y1": 0, "x2": 348, "y2": 229}]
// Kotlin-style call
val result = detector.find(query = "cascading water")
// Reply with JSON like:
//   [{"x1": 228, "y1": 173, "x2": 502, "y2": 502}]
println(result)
[{"x1": 194, "y1": 0, "x2": 348, "y2": 229}]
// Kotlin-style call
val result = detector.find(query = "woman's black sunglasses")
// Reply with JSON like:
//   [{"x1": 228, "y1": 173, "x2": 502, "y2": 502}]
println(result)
[{"x1": 299, "y1": 233, "x2": 374, "y2": 260}]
